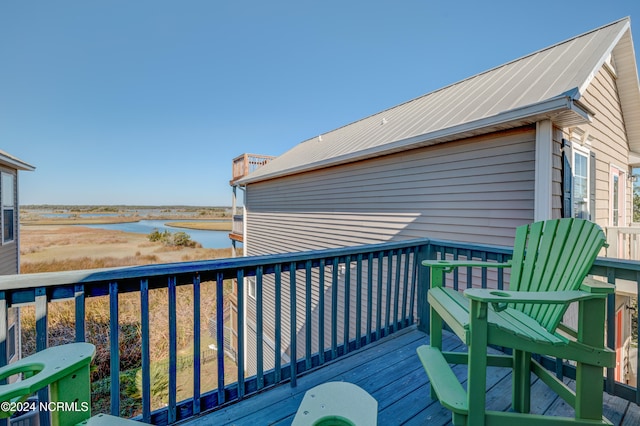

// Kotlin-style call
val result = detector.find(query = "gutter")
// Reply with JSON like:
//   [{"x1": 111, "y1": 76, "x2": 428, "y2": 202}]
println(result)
[{"x1": 0, "y1": 151, "x2": 36, "y2": 172}]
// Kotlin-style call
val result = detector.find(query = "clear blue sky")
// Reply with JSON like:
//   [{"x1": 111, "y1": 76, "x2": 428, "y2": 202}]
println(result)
[{"x1": 1, "y1": 1, "x2": 639, "y2": 206}]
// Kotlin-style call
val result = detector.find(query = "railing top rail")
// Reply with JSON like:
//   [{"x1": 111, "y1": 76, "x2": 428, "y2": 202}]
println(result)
[
  {"x1": 604, "y1": 226, "x2": 640, "y2": 234},
  {"x1": 0, "y1": 238, "x2": 432, "y2": 291},
  {"x1": 231, "y1": 153, "x2": 276, "y2": 163},
  {"x1": 5, "y1": 235, "x2": 640, "y2": 292}
]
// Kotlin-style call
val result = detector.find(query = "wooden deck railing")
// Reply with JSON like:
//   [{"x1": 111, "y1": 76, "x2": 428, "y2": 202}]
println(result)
[
  {"x1": 0, "y1": 239, "x2": 427, "y2": 425},
  {"x1": 605, "y1": 225, "x2": 640, "y2": 260},
  {"x1": 0, "y1": 238, "x2": 638, "y2": 425},
  {"x1": 230, "y1": 153, "x2": 275, "y2": 184}
]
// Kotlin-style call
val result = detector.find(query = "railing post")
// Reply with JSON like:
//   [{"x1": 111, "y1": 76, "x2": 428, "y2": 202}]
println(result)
[
  {"x1": 605, "y1": 268, "x2": 616, "y2": 395},
  {"x1": 417, "y1": 243, "x2": 436, "y2": 333}
]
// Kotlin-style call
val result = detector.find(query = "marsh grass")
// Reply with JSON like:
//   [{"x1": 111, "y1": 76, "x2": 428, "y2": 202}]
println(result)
[{"x1": 19, "y1": 235, "x2": 235, "y2": 417}]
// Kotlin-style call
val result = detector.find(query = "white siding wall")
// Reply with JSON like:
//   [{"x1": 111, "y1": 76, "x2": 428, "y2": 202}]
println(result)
[{"x1": 556, "y1": 65, "x2": 631, "y2": 227}]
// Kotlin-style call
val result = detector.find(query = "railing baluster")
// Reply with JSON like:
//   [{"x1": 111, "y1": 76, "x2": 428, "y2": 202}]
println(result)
[
  {"x1": 376, "y1": 252, "x2": 383, "y2": 341},
  {"x1": 255, "y1": 267, "x2": 264, "y2": 390},
  {"x1": 140, "y1": 279, "x2": 151, "y2": 424},
  {"x1": 305, "y1": 260, "x2": 312, "y2": 368},
  {"x1": 366, "y1": 253, "x2": 373, "y2": 345},
  {"x1": 402, "y1": 248, "x2": 410, "y2": 328},
  {"x1": 108, "y1": 282, "x2": 119, "y2": 418},
  {"x1": 605, "y1": 267, "x2": 616, "y2": 396},
  {"x1": 497, "y1": 254, "x2": 505, "y2": 290},
  {"x1": 193, "y1": 274, "x2": 201, "y2": 415},
  {"x1": 168, "y1": 276, "x2": 177, "y2": 423},
  {"x1": 393, "y1": 250, "x2": 401, "y2": 332},
  {"x1": 236, "y1": 269, "x2": 245, "y2": 400},
  {"x1": 36, "y1": 287, "x2": 51, "y2": 426},
  {"x1": 385, "y1": 251, "x2": 393, "y2": 336},
  {"x1": 74, "y1": 284, "x2": 85, "y2": 342},
  {"x1": 481, "y1": 251, "x2": 488, "y2": 288},
  {"x1": 275, "y1": 264, "x2": 282, "y2": 382},
  {"x1": 318, "y1": 259, "x2": 325, "y2": 364},
  {"x1": 289, "y1": 262, "x2": 297, "y2": 387},
  {"x1": 344, "y1": 255, "x2": 351, "y2": 354},
  {"x1": 453, "y1": 248, "x2": 459, "y2": 291},
  {"x1": 355, "y1": 254, "x2": 363, "y2": 349},
  {"x1": 331, "y1": 257, "x2": 338, "y2": 359},
  {"x1": 409, "y1": 247, "x2": 419, "y2": 325},
  {"x1": 216, "y1": 272, "x2": 226, "y2": 401}
]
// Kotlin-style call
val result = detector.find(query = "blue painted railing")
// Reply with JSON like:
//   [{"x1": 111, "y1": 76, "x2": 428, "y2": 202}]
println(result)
[
  {"x1": 0, "y1": 239, "x2": 429, "y2": 425},
  {"x1": 0, "y1": 237, "x2": 638, "y2": 425}
]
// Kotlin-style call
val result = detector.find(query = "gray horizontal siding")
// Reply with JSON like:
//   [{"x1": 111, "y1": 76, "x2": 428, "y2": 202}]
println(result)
[
  {"x1": 0, "y1": 168, "x2": 17, "y2": 276},
  {"x1": 246, "y1": 127, "x2": 536, "y2": 254},
  {"x1": 241, "y1": 128, "x2": 535, "y2": 374}
]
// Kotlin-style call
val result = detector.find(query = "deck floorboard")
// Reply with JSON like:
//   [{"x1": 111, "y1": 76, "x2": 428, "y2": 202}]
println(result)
[{"x1": 179, "y1": 326, "x2": 637, "y2": 425}]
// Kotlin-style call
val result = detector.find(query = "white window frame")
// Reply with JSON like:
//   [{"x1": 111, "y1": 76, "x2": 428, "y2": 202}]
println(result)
[
  {"x1": 1, "y1": 173, "x2": 15, "y2": 244},
  {"x1": 570, "y1": 144, "x2": 591, "y2": 220},
  {"x1": 609, "y1": 164, "x2": 626, "y2": 227}
]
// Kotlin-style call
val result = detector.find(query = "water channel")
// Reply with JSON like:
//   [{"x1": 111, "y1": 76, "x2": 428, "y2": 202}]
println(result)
[{"x1": 80, "y1": 220, "x2": 231, "y2": 249}]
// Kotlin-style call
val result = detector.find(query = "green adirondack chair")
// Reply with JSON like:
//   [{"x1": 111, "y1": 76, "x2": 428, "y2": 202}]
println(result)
[
  {"x1": 416, "y1": 218, "x2": 616, "y2": 426},
  {"x1": 0, "y1": 343, "x2": 137, "y2": 425}
]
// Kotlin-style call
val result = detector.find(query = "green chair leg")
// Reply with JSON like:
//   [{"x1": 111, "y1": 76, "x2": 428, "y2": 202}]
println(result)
[{"x1": 512, "y1": 350, "x2": 531, "y2": 413}]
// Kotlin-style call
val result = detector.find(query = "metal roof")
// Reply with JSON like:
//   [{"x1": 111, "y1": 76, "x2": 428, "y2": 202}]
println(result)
[
  {"x1": 0, "y1": 149, "x2": 35, "y2": 171},
  {"x1": 240, "y1": 18, "x2": 640, "y2": 184}
]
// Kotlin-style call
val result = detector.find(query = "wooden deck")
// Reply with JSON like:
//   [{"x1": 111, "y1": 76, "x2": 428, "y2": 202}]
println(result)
[{"x1": 180, "y1": 326, "x2": 640, "y2": 425}]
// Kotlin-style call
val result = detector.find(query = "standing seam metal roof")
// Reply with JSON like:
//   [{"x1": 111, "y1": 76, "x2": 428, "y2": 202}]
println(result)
[{"x1": 240, "y1": 18, "x2": 639, "y2": 184}]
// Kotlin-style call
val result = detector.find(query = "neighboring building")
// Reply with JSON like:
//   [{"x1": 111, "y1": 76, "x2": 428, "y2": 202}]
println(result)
[
  {"x1": 232, "y1": 19, "x2": 640, "y2": 379},
  {"x1": 0, "y1": 150, "x2": 35, "y2": 368}
]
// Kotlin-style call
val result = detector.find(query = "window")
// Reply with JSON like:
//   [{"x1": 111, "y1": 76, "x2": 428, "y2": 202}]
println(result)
[
  {"x1": 573, "y1": 151, "x2": 589, "y2": 219},
  {"x1": 562, "y1": 139, "x2": 595, "y2": 220},
  {"x1": 1, "y1": 173, "x2": 15, "y2": 243}
]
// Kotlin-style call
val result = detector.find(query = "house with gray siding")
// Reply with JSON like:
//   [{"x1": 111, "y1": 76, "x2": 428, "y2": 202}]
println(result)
[
  {"x1": 0, "y1": 149, "x2": 35, "y2": 367},
  {"x1": 231, "y1": 18, "x2": 640, "y2": 379}
]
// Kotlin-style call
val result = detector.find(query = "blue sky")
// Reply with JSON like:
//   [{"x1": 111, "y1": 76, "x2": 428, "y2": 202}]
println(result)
[{"x1": 1, "y1": 1, "x2": 639, "y2": 206}]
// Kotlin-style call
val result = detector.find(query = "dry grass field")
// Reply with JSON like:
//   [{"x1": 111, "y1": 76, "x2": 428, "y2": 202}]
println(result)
[
  {"x1": 18, "y1": 224, "x2": 235, "y2": 416},
  {"x1": 20, "y1": 225, "x2": 231, "y2": 270}
]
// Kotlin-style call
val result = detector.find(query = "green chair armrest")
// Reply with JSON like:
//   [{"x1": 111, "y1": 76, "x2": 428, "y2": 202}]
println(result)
[
  {"x1": 464, "y1": 288, "x2": 605, "y2": 304},
  {"x1": 464, "y1": 288, "x2": 605, "y2": 311},
  {"x1": 0, "y1": 343, "x2": 95, "y2": 403}
]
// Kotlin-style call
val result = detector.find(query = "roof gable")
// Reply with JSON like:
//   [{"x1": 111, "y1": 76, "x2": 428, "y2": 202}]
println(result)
[{"x1": 242, "y1": 18, "x2": 639, "y2": 184}]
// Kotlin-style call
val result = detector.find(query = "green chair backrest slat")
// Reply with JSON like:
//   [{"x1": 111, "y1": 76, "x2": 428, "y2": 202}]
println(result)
[{"x1": 507, "y1": 218, "x2": 606, "y2": 332}]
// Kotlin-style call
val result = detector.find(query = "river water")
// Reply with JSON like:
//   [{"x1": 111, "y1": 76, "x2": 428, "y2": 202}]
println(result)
[{"x1": 80, "y1": 220, "x2": 231, "y2": 249}]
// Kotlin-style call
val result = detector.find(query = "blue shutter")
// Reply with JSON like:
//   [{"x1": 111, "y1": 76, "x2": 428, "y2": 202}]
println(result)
[
  {"x1": 562, "y1": 139, "x2": 572, "y2": 218},
  {"x1": 589, "y1": 151, "x2": 596, "y2": 221}
]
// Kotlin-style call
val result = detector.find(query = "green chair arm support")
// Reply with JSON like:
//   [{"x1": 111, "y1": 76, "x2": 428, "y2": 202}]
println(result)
[{"x1": 580, "y1": 276, "x2": 615, "y2": 294}]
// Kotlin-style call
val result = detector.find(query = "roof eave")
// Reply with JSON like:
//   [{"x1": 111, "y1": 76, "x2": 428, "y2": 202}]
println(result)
[
  {"x1": 0, "y1": 152, "x2": 35, "y2": 171},
  {"x1": 239, "y1": 94, "x2": 590, "y2": 185}
]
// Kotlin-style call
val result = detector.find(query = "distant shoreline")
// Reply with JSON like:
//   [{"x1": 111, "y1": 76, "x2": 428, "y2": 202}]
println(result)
[
  {"x1": 21, "y1": 217, "x2": 232, "y2": 231},
  {"x1": 20, "y1": 206, "x2": 232, "y2": 231}
]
